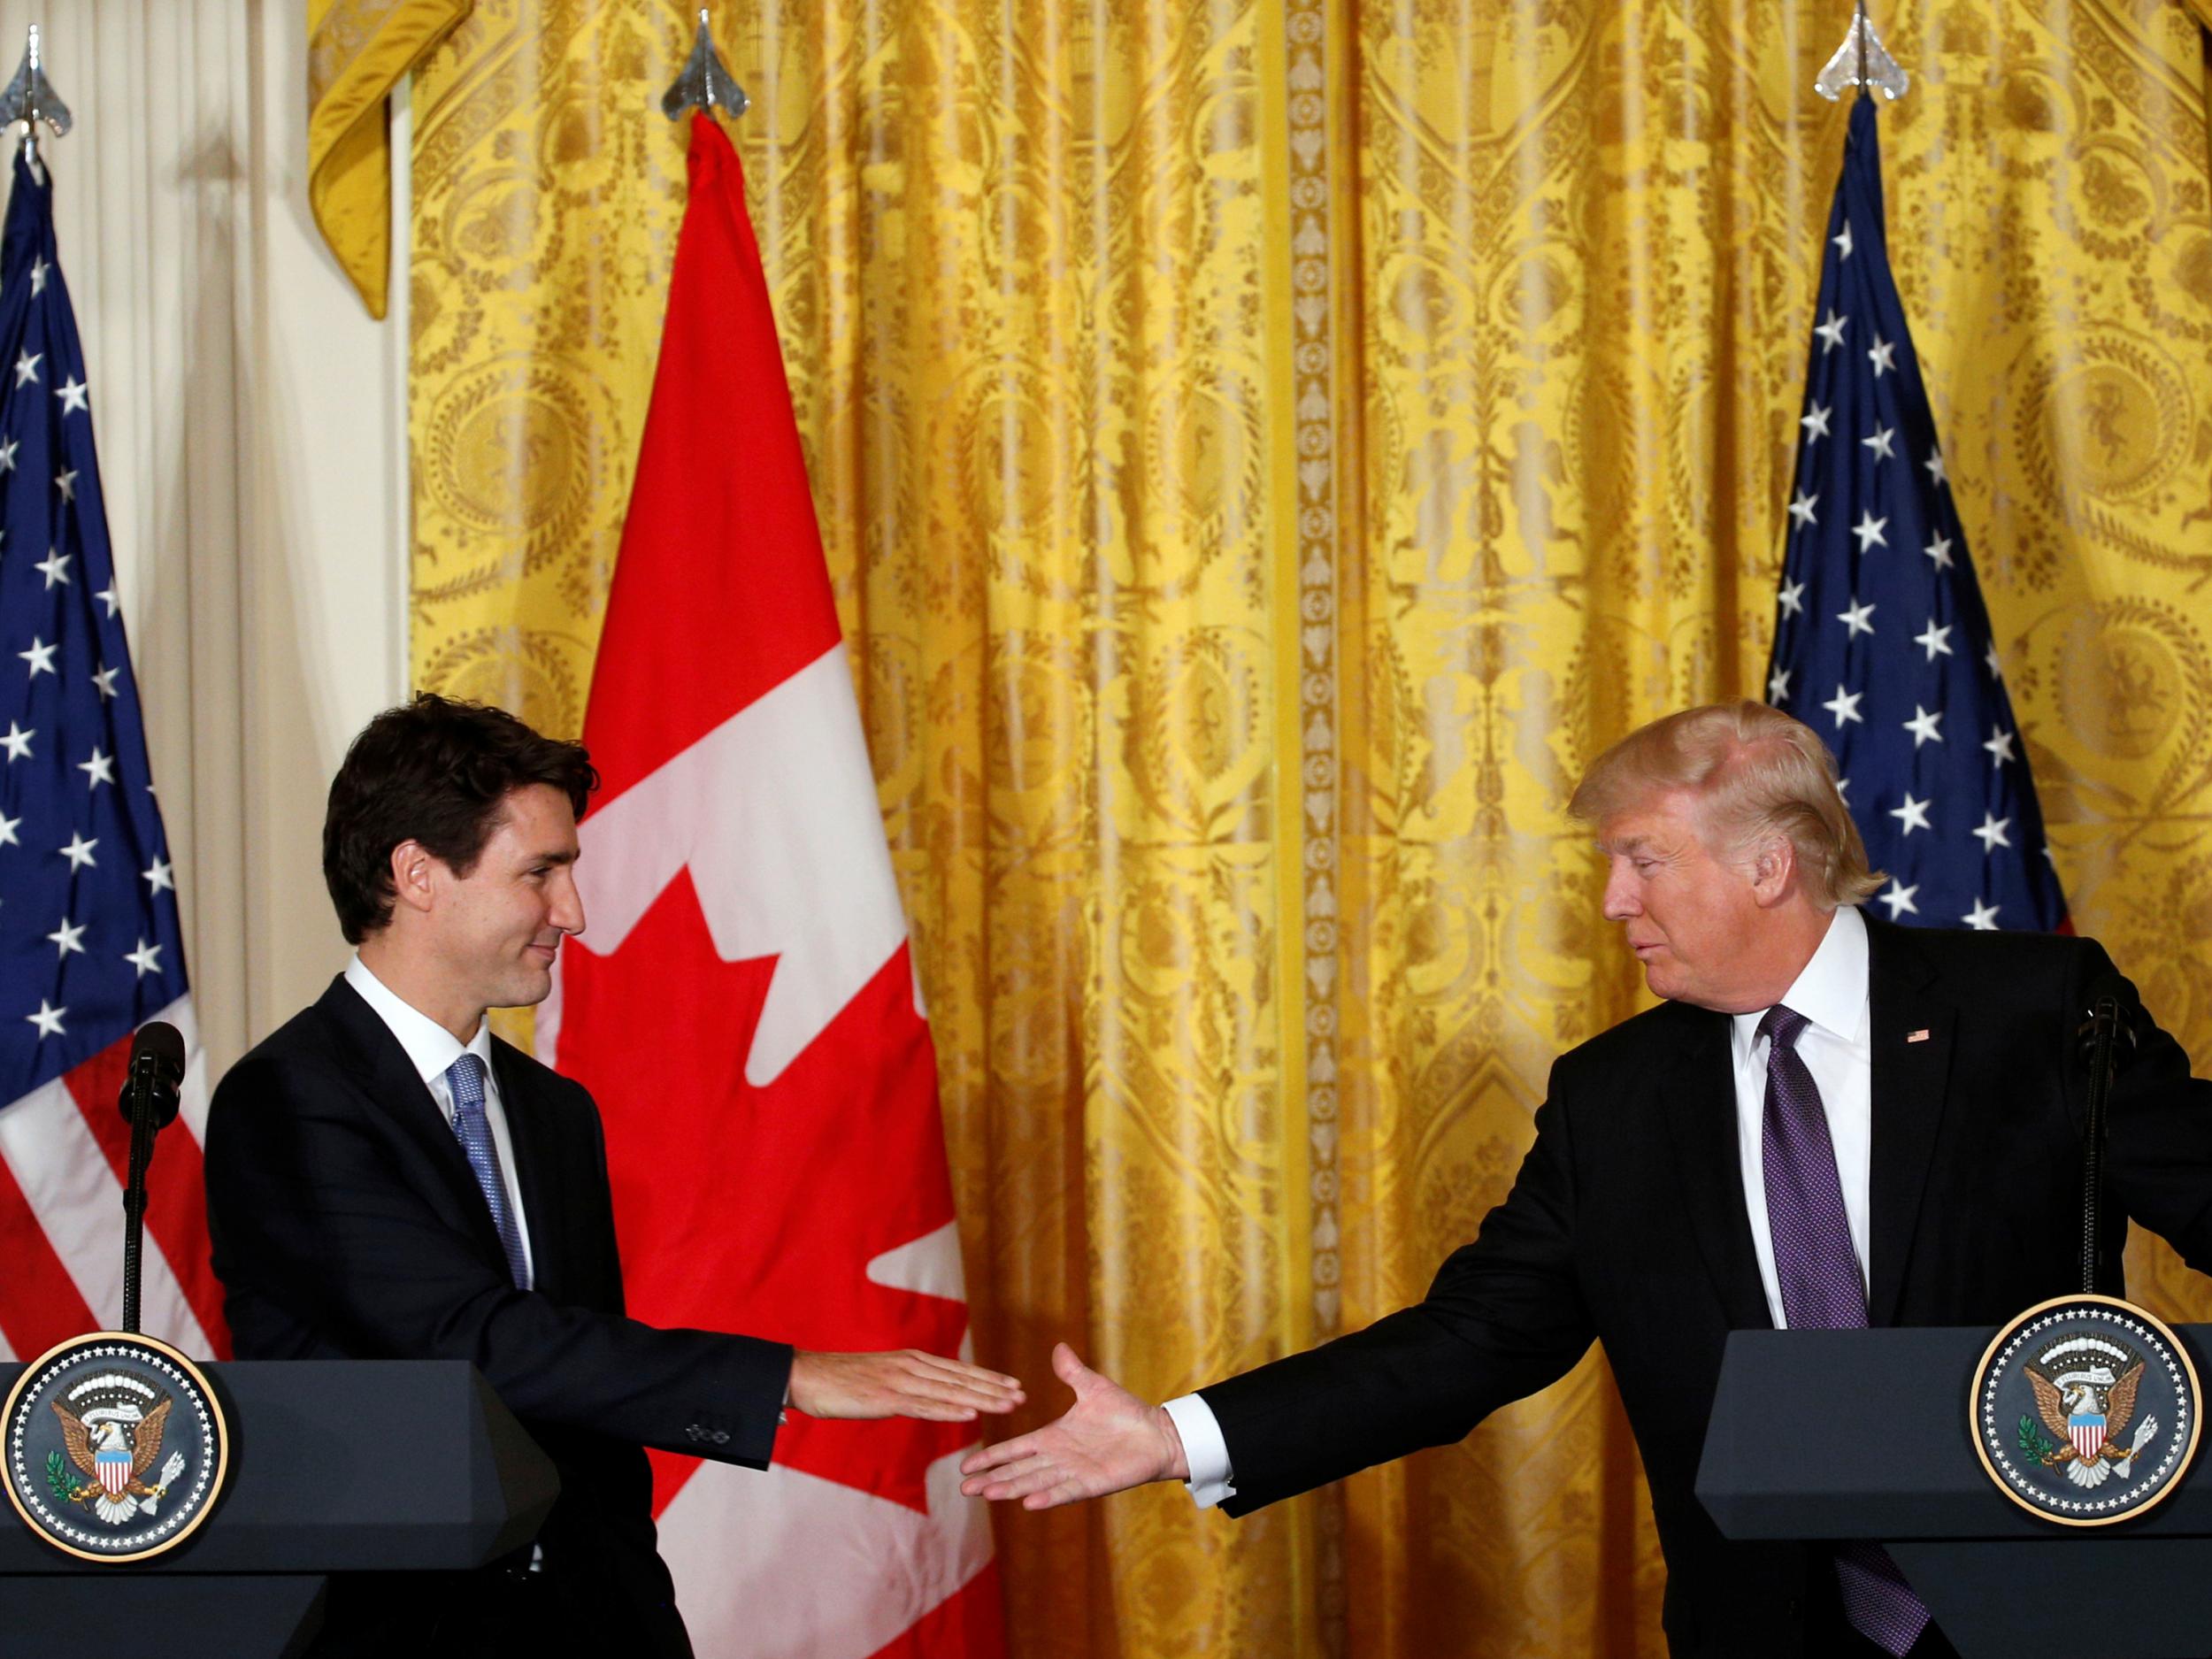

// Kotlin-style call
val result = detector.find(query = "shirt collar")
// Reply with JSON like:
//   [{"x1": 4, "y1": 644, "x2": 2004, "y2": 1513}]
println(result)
[
  {"x1": 344, "y1": 952, "x2": 495, "y2": 1091},
  {"x1": 1730, "y1": 902, "x2": 1870, "y2": 1056}
]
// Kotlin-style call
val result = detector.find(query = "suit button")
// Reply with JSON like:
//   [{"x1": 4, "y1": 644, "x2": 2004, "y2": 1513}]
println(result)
[
  {"x1": 711, "y1": 1430, "x2": 731, "y2": 1445},
  {"x1": 685, "y1": 1424, "x2": 706, "y2": 1442}
]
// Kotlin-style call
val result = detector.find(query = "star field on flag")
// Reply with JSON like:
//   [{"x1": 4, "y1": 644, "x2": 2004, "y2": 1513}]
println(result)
[
  {"x1": 1765, "y1": 98, "x2": 2068, "y2": 935},
  {"x1": 0, "y1": 149, "x2": 222, "y2": 1363}
]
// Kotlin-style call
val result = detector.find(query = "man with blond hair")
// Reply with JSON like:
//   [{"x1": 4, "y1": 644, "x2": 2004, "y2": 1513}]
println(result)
[{"x1": 959, "y1": 701, "x2": 2212, "y2": 1658}]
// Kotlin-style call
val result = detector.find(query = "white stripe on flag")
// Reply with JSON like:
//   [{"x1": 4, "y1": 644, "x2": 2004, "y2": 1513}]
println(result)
[
  {"x1": 0, "y1": 1323, "x2": 14, "y2": 1362},
  {"x1": 657, "y1": 1448, "x2": 995, "y2": 1659},
  {"x1": 0, "y1": 1078, "x2": 211, "y2": 1354}
]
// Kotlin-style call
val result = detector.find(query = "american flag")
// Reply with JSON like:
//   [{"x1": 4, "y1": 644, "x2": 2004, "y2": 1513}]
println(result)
[
  {"x1": 1765, "y1": 97, "x2": 2068, "y2": 935},
  {"x1": 0, "y1": 150, "x2": 225, "y2": 1361}
]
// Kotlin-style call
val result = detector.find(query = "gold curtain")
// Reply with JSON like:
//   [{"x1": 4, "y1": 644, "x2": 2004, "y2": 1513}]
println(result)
[{"x1": 397, "y1": 1, "x2": 2212, "y2": 1655}]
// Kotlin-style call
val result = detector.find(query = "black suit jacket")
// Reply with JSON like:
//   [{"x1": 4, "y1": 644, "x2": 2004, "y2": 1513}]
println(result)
[
  {"x1": 1199, "y1": 918, "x2": 2212, "y2": 1656},
  {"x1": 203, "y1": 977, "x2": 794, "y2": 1656}
]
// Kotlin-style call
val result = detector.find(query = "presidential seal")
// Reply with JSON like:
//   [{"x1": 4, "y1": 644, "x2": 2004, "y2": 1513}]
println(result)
[
  {"x1": 3, "y1": 1331, "x2": 228, "y2": 1562},
  {"x1": 1971, "y1": 1295, "x2": 2200, "y2": 1525}
]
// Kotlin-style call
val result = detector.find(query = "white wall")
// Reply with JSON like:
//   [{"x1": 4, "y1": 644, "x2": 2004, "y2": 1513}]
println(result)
[{"x1": 2, "y1": 0, "x2": 408, "y2": 1072}]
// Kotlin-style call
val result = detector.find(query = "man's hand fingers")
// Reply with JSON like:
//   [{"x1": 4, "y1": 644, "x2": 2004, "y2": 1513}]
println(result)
[
  {"x1": 963, "y1": 1454, "x2": 1070, "y2": 1502},
  {"x1": 881, "y1": 1371, "x2": 1023, "y2": 1415},
  {"x1": 901, "y1": 1399, "x2": 984, "y2": 1422},
  {"x1": 1022, "y1": 1476, "x2": 1098, "y2": 1511},
  {"x1": 959, "y1": 1438, "x2": 1030, "y2": 1477},
  {"x1": 895, "y1": 1353, "x2": 1025, "y2": 1406},
  {"x1": 960, "y1": 1432, "x2": 1053, "y2": 1477},
  {"x1": 1050, "y1": 1342, "x2": 1091, "y2": 1389},
  {"x1": 902, "y1": 1351, "x2": 1024, "y2": 1393}
]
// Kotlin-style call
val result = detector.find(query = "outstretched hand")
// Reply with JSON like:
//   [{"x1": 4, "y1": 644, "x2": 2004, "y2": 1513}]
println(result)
[
  {"x1": 957, "y1": 1342, "x2": 1189, "y2": 1509},
  {"x1": 787, "y1": 1349, "x2": 1025, "y2": 1422}
]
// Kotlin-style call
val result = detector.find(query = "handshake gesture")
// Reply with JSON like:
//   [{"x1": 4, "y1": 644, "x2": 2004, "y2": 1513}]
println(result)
[
  {"x1": 957, "y1": 1343, "x2": 1188, "y2": 1509},
  {"x1": 790, "y1": 1341, "x2": 1182, "y2": 1517}
]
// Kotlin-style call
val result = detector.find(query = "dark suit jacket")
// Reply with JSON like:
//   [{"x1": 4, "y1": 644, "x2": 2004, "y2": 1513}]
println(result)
[
  {"x1": 1199, "y1": 918, "x2": 2212, "y2": 1657},
  {"x1": 204, "y1": 977, "x2": 794, "y2": 1657}
]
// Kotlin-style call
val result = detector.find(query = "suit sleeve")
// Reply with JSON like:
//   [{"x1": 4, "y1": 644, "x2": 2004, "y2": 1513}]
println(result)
[
  {"x1": 204, "y1": 1052, "x2": 791, "y2": 1468},
  {"x1": 2082, "y1": 941, "x2": 2212, "y2": 1274},
  {"x1": 1199, "y1": 1062, "x2": 1595, "y2": 1515}
]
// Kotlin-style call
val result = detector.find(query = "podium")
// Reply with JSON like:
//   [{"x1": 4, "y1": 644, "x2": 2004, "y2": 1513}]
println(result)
[
  {"x1": 0, "y1": 1360, "x2": 558, "y2": 1659},
  {"x1": 1698, "y1": 1325, "x2": 2212, "y2": 1659}
]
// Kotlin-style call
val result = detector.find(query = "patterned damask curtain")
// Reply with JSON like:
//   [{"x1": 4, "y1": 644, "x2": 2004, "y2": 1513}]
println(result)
[{"x1": 398, "y1": 2, "x2": 2212, "y2": 1654}]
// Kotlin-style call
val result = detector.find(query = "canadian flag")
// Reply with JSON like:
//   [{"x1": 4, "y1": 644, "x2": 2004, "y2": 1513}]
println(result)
[{"x1": 537, "y1": 114, "x2": 1004, "y2": 1659}]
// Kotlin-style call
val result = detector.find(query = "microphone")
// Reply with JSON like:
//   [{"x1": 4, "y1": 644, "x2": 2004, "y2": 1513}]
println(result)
[
  {"x1": 2076, "y1": 974, "x2": 2140, "y2": 1073},
  {"x1": 116, "y1": 1019, "x2": 188, "y2": 1131},
  {"x1": 114, "y1": 1020, "x2": 186, "y2": 1333}
]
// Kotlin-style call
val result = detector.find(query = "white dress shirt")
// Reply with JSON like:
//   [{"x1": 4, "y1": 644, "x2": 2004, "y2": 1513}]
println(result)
[
  {"x1": 1164, "y1": 903, "x2": 1877, "y2": 1508},
  {"x1": 344, "y1": 954, "x2": 537, "y2": 1288},
  {"x1": 1730, "y1": 902, "x2": 1871, "y2": 1328}
]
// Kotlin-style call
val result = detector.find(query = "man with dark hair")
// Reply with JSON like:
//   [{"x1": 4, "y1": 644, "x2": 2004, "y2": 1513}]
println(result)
[
  {"x1": 318, "y1": 694, "x2": 604, "y2": 946},
  {"x1": 204, "y1": 695, "x2": 1022, "y2": 1656}
]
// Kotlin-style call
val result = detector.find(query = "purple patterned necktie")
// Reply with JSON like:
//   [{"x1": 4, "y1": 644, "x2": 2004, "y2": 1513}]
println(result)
[{"x1": 1759, "y1": 1004, "x2": 1932, "y2": 1657}]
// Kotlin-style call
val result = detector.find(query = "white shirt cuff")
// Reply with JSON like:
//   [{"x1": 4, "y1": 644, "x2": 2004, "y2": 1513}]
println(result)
[{"x1": 1162, "y1": 1393, "x2": 1236, "y2": 1509}]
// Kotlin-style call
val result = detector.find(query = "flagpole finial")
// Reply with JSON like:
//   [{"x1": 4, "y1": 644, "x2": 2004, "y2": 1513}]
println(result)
[
  {"x1": 662, "y1": 10, "x2": 749, "y2": 123},
  {"x1": 1815, "y1": 3, "x2": 1909, "y2": 103},
  {"x1": 0, "y1": 24, "x2": 72, "y2": 173}
]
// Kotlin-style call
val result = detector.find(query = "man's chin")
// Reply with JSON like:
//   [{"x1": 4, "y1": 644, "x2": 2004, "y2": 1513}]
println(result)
[{"x1": 496, "y1": 965, "x2": 557, "y2": 1010}]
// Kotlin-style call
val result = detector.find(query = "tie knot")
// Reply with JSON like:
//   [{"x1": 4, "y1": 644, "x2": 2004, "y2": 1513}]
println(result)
[
  {"x1": 446, "y1": 1053, "x2": 488, "y2": 1110},
  {"x1": 1758, "y1": 1003, "x2": 1809, "y2": 1052}
]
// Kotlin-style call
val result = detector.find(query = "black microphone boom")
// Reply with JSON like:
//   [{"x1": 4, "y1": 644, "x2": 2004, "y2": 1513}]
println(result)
[{"x1": 115, "y1": 1019, "x2": 187, "y2": 1334}]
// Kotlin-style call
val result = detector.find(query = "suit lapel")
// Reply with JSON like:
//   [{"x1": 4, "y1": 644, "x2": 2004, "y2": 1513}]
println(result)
[
  {"x1": 491, "y1": 1041, "x2": 562, "y2": 1299},
  {"x1": 1659, "y1": 1006, "x2": 1774, "y2": 1331},
  {"x1": 317, "y1": 977, "x2": 510, "y2": 1267},
  {"x1": 1864, "y1": 917, "x2": 1955, "y2": 1327}
]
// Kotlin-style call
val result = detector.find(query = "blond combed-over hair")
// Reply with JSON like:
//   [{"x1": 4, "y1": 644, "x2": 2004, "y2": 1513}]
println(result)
[{"x1": 1566, "y1": 702, "x2": 1885, "y2": 910}]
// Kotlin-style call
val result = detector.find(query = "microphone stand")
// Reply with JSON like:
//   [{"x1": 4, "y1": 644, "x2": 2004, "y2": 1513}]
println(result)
[
  {"x1": 119, "y1": 1047, "x2": 162, "y2": 1333},
  {"x1": 115, "y1": 1025, "x2": 185, "y2": 1334},
  {"x1": 2080, "y1": 995, "x2": 2122, "y2": 1295}
]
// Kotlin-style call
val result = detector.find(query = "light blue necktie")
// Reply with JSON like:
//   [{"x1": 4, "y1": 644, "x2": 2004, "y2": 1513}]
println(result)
[{"x1": 446, "y1": 1053, "x2": 529, "y2": 1288}]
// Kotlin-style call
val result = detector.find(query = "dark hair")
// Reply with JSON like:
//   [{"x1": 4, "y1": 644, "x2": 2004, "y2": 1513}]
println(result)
[{"x1": 323, "y1": 694, "x2": 598, "y2": 944}]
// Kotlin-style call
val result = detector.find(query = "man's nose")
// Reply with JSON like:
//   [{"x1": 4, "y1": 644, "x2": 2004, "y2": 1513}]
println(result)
[
  {"x1": 551, "y1": 871, "x2": 587, "y2": 937},
  {"x1": 1601, "y1": 867, "x2": 1638, "y2": 921}
]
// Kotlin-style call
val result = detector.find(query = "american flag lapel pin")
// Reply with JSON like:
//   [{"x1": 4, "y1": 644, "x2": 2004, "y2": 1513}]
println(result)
[{"x1": 1907, "y1": 1028, "x2": 1931, "y2": 1043}]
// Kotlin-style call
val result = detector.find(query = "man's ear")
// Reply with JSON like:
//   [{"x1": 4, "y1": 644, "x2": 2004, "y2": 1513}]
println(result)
[
  {"x1": 388, "y1": 839, "x2": 440, "y2": 918},
  {"x1": 1748, "y1": 834, "x2": 1797, "y2": 908}
]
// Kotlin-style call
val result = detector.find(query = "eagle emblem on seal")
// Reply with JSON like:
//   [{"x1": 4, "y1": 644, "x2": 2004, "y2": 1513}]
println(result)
[
  {"x1": 2025, "y1": 1334, "x2": 2162, "y2": 1489},
  {"x1": 45, "y1": 1372, "x2": 189, "y2": 1525}
]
